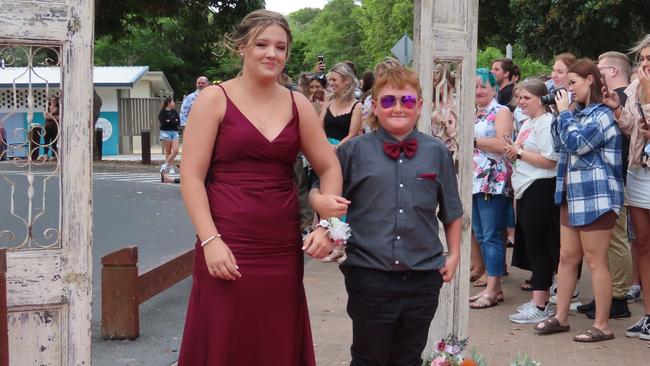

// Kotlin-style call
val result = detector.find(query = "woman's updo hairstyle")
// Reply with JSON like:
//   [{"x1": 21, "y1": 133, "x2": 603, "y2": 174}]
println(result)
[
  {"x1": 568, "y1": 58, "x2": 604, "y2": 104},
  {"x1": 223, "y1": 10, "x2": 292, "y2": 59},
  {"x1": 161, "y1": 97, "x2": 173, "y2": 109}
]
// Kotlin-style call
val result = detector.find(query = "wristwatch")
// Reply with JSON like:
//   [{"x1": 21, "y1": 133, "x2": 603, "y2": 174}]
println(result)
[{"x1": 516, "y1": 148, "x2": 523, "y2": 160}]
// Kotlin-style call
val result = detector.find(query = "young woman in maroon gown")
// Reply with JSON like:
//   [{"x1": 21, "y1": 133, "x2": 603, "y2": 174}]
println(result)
[{"x1": 178, "y1": 10, "x2": 347, "y2": 366}]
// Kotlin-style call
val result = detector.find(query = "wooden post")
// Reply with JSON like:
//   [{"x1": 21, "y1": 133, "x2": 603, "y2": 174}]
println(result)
[
  {"x1": 414, "y1": 0, "x2": 478, "y2": 352},
  {"x1": 0, "y1": 249, "x2": 8, "y2": 366},
  {"x1": 101, "y1": 247, "x2": 139, "y2": 340},
  {"x1": 141, "y1": 130, "x2": 151, "y2": 165}
]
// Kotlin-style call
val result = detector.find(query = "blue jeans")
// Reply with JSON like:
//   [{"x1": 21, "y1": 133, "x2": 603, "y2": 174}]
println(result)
[{"x1": 472, "y1": 193, "x2": 510, "y2": 277}]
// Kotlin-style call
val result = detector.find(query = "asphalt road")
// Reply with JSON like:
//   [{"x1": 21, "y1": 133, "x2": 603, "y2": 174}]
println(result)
[{"x1": 0, "y1": 161, "x2": 193, "y2": 365}]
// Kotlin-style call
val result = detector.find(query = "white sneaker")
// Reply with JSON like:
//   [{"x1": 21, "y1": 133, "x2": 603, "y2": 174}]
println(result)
[
  {"x1": 509, "y1": 305, "x2": 554, "y2": 324},
  {"x1": 549, "y1": 282, "x2": 580, "y2": 304},
  {"x1": 626, "y1": 285, "x2": 642, "y2": 304},
  {"x1": 517, "y1": 301, "x2": 535, "y2": 313},
  {"x1": 168, "y1": 166, "x2": 176, "y2": 175},
  {"x1": 160, "y1": 163, "x2": 168, "y2": 173}
]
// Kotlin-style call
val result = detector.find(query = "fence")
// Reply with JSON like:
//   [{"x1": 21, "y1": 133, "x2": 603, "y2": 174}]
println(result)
[{"x1": 101, "y1": 246, "x2": 194, "y2": 340}]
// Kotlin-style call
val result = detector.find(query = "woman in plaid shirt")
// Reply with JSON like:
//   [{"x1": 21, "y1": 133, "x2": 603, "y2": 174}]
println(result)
[{"x1": 535, "y1": 59, "x2": 624, "y2": 343}]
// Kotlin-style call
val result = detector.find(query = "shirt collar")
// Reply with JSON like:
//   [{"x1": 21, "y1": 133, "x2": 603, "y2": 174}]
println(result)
[
  {"x1": 575, "y1": 102, "x2": 604, "y2": 116},
  {"x1": 375, "y1": 126, "x2": 419, "y2": 143}
]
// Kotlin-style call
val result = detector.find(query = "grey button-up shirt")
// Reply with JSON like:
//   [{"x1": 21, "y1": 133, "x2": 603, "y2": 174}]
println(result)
[{"x1": 318, "y1": 127, "x2": 463, "y2": 272}]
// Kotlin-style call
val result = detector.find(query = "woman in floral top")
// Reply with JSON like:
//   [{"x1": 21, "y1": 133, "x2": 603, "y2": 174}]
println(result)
[{"x1": 469, "y1": 68, "x2": 514, "y2": 309}]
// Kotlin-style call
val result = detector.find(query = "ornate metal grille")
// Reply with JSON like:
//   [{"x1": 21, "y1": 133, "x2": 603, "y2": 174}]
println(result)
[
  {"x1": 430, "y1": 60, "x2": 462, "y2": 168},
  {"x1": 0, "y1": 43, "x2": 62, "y2": 250}
]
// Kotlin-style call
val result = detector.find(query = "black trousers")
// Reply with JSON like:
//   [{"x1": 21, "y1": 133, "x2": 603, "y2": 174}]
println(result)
[
  {"x1": 342, "y1": 266, "x2": 443, "y2": 366},
  {"x1": 516, "y1": 178, "x2": 560, "y2": 290}
]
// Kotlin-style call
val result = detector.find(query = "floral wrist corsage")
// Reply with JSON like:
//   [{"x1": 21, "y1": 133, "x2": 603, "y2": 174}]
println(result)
[{"x1": 315, "y1": 217, "x2": 351, "y2": 247}]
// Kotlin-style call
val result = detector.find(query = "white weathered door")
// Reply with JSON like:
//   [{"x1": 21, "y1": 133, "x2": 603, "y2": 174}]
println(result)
[
  {"x1": 0, "y1": 1, "x2": 94, "y2": 365},
  {"x1": 414, "y1": 0, "x2": 478, "y2": 350}
]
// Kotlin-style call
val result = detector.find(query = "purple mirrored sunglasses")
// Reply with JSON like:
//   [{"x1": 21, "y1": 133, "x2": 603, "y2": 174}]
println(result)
[{"x1": 378, "y1": 95, "x2": 418, "y2": 109}]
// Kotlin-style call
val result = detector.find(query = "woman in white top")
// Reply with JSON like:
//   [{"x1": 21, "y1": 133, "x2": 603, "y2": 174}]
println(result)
[{"x1": 504, "y1": 79, "x2": 559, "y2": 324}]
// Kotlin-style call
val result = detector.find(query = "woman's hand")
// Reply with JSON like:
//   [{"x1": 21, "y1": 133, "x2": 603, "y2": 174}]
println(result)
[
  {"x1": 638, "y1": 67, "x2": 650, "y2": 99},
  {"x1": 640, "y1": 123, "x2": 650, "y2": 140},
  {"x1": 601, "y1": 84, "x2": 621, "y2": 110},
  {"x1": 203, "y1": 239, "x2": 241, "y2": 280},
  {"x1": 555, "y1": 89, "x2": 570, "y2": 113},
  {"x1": 502, "y1": 134, "x2": 519, "y2": 160},
  {"x1": 311, "y1": 193, "x2": 350, "y2": 219},
  {"x1": 302, "y1": 227, "x2": 334, "y2": 259}
]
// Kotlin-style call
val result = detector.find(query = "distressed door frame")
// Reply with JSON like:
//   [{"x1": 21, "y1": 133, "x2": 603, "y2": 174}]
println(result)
[
  {"x1": 0, "y1": 1, "x2": 94, "y2": 364},
  {"x1": 414, "y1": 0, "x2": 478, "y2": 351}
]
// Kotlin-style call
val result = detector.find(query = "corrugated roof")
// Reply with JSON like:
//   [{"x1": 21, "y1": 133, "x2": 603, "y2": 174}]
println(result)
[{"x1": 0, "y1": 66, "x2": 149, "y2": 87}]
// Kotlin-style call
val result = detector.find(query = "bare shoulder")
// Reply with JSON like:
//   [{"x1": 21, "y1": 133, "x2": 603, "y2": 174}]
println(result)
[{"x1": 292, "y1": 90, "x2": 312, "y2": 110}]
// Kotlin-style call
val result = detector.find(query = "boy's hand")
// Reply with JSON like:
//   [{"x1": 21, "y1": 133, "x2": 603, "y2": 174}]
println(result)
[
  {"x1": 302, "y1": 227, "x2": 334, "y2": 259},
  {"x1": 439, "y1": 254, "x2": 459, "y2": 282}
]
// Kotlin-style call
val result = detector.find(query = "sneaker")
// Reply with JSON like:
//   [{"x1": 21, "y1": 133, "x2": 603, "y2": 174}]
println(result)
[
  {"x1": 626, "y1": 285, "x2": 642, "y2": 304},
  {"x1": 509, "y1": 305, "x2": 554, "y2": 324},
  {"x1": 160, "y1": 163, "x2": 168, "y2": 173},
  {"x1": 168, "y1": 166, "x2": 177, "y2": 175},
  {"x1": 625, "y1": 316, "x2": 650, "y2": 338},
  {"x1": 577, "y1": 299, "x2": 595, "y2": 314},
  {"x1": 641, "y1": 329, "x2": 650, "y2": 341},
  {"x1": 549, "y1": 282, "x2": 580, "y2": 305},
  {"x1": 585, "y1": 298, "x2": 631, "y2": 319},
  {"x1": 517, "y1": 301, "x2": 535, "y2": 313}
]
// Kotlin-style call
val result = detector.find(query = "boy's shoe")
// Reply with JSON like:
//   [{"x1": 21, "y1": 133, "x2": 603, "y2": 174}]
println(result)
[
  {"x1": 585, "y1": 298, "x2": 631, "y2": 319},
  {"x1": 160, "y1": 163, "x2": 168, "y2": 173},
  {"x1": 626, "y1": 285, "x2": 642, "y2": 304},
  {"x1": 509, "y1": 305, "x2": 554, "y2": 324},
  {"x1": 625, "y1": 316, "x2": 650, "y2": 338},
  {"x1": 168, "y1": 166, "x2": 177, "y2": 175}
]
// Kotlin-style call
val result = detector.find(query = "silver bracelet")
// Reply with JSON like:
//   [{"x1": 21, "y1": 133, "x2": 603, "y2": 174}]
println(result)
[{"x1": 200, "y1": 233, "x2": 221, "y2": 247}]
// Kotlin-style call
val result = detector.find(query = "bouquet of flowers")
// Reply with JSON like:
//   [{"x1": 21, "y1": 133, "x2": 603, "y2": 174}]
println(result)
[{"x1": 429, "y1": 334, "x2": 470, "y2": 366}]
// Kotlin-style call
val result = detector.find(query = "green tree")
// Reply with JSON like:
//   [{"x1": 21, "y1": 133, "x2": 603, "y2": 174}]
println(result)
[
  {"x1": 94, "y1": 0, "x2": 264, "y2": 94},
  {"x1": 353, "y1": 0, "x2": 414, "y2": 69},
  {"x1": 286, "y1": 0, "x2": 363, "y2": 76},
  {"x1": 508, "y1": 0, "x2": 650, "y2": 59}
]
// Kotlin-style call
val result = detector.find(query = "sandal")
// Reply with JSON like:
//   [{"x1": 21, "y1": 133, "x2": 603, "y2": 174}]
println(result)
[
  {"x1": 470, "y1": 294, "x2": 498, "y2": 309},
  {"x1": 469, "y1": 271, "x2": 484, "y2": 282},
  {"x1": 473, "y1": 274, "x2": 487, "y2": 287},
  {"x1": 573, "y1": 327, "x2": 615, "y2": 343},
  {"x1": 469, "y1": 291, "x2": 504, "y2": 303},
  {"x1": 534, "y1": 317, "x2": 570, "y2": 334},
  {"x1": 520, "y1": 283, "x2": 533, "y2": 291}
]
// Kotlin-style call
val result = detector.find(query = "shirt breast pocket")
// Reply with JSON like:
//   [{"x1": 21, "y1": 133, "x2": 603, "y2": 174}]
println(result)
[{"x1": 413, "y1": 176, "x2": 439, "y2": 212}]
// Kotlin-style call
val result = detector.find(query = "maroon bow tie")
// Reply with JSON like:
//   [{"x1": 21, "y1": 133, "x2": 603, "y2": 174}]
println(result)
[{"x1": 383, "y1": 139, "x2": 417, "y2": 160}]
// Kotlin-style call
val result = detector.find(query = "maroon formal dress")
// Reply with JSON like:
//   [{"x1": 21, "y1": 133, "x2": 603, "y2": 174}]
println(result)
[{"x1": 178, "y1": 85, "x2": 316, "y2": 366}]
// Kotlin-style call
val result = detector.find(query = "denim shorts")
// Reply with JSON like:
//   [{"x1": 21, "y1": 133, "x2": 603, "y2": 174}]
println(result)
[{"x1": 160, "y1": 130, "x2": 179, "y2": 141}]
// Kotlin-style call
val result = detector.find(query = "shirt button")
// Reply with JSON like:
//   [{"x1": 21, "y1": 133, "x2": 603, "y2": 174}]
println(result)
[
  {"x1": 399, "y1": 183, "x2": 404, "y2": 188},
  {"x1": 399, "y1": 159, "x2": 403, "y2": 163},
  {"x1": 399, "y1": 209, "x2": 404, "y2": 213},
  {"x1": 396, "y1": 236, "x2": 401, "y2": 240},
  {"x1": 394, "y1": 260, "x2": 400, "y2": 265}
]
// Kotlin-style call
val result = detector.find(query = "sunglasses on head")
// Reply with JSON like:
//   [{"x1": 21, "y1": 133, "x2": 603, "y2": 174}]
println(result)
[{"x1": 378, "y1": 95, "x2": 419, "y2": 109}]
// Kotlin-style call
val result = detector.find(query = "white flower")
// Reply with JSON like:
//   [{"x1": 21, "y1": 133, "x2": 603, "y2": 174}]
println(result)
[{"x1": 327, "y1": 217, "x2": 351, "y2": 245}]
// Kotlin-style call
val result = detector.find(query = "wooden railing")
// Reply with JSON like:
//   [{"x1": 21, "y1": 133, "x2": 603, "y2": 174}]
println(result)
[
  {"x1": 0, "y1": 248, "x2": 8, "y2": 366},
  {"x1": 101, "y1": 246, "x2": 194, "y2": 340}
]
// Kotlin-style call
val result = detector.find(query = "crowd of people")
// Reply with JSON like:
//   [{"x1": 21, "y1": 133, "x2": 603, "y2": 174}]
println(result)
[
  {"x1": 467, "y1": 39, "x2": 650, "y2": 346},
  {"x1": 168, "y1": 8, "x2": 650, "y2": 365}
]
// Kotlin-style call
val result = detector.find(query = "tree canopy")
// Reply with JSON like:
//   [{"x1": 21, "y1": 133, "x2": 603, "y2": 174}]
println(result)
[{"x1": 94, "y1": 0, "x2": 263, "y2": 95}]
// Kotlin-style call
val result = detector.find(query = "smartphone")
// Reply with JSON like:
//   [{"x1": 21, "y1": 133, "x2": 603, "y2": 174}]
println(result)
[
  {"x1": 317, "y1": 55, "x2": 324, "y2": 64},
  {"x1": 637, "y1": 101, "x2": 648, "y2": 129}
]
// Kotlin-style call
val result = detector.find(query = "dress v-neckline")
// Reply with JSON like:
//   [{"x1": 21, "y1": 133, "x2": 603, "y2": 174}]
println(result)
[{"x1": 227, "y1": 96, "x2": 295, "y2": 144}]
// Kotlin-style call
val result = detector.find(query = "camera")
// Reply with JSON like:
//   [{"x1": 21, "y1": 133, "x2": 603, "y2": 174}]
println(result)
[
  {"x1": 317, "y1": 55, "x2": 324, "y2": 64},
  {"x1": 541, "y1": 87, "x2": 565, "y2": 105}
]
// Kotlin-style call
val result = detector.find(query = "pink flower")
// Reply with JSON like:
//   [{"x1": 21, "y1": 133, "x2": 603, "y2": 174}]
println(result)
[{"x1": 431, "y1": 356, "x2": 451, "y2": 366}]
